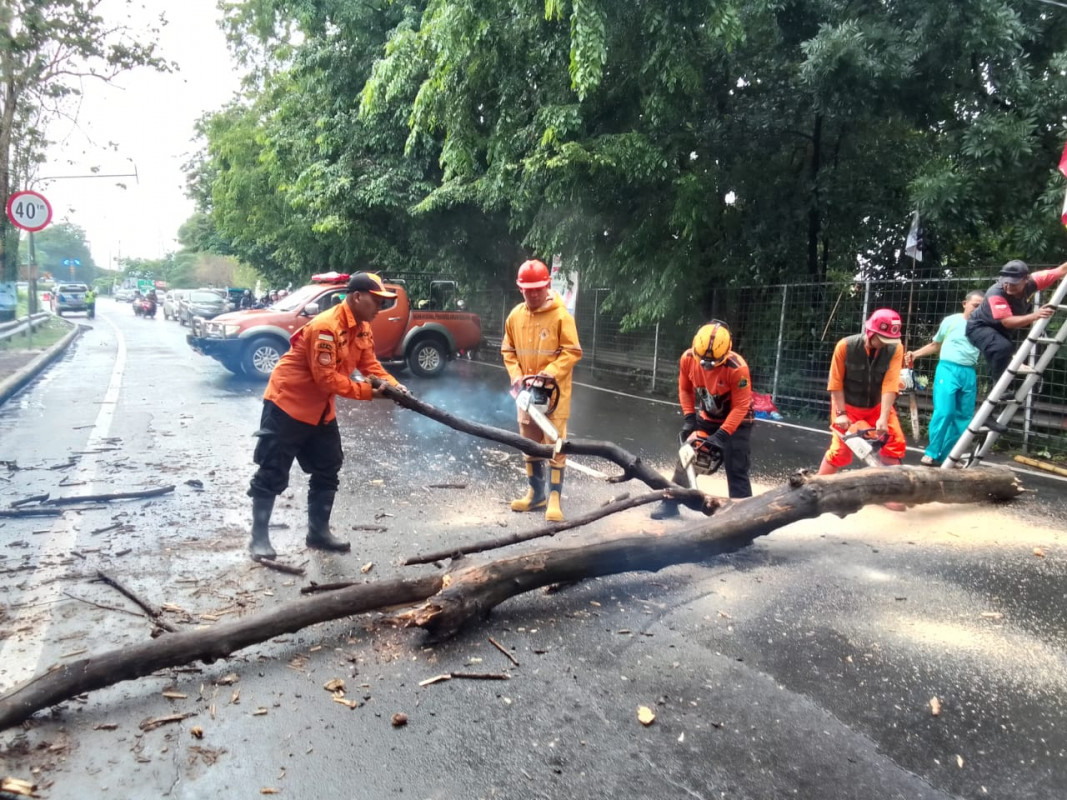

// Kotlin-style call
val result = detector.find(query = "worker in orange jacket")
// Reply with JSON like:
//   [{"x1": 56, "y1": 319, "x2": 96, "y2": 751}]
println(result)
[
  {"x1": 819, "y1": 308, "x2": 907, "y2": 474},
  {"x1": 651, "y1": 320, "x2": 755, "y2": 519},
  {"x1": 247, "y1": 272, "x2": 406, "y2": 560},
  {"x1": 501, "y1": 259, "x2": 582, "y2": 522}
]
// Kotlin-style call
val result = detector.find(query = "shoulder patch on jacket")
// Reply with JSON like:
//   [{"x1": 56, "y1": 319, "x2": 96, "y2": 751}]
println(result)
[{"x1": 738, "y1": 378, "x2": 748, "y2": 388}]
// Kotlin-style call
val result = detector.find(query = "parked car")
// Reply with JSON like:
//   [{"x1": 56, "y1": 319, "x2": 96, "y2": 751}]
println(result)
[
  {"x1": 50, "y1": 283, "x2": 89, "y2": 316},
  {"x1": 178, "y1": 290, "x2": 227, "y2": 326},
  {"x1": 114, "y1": 287, "x2": 136, "y2": 302},
  {"x1": 187, "y1": 272, "x2": 482, "y2": 379},
  {"x1": 163, "y1": 289, "x2": 189, "y2": 321}
]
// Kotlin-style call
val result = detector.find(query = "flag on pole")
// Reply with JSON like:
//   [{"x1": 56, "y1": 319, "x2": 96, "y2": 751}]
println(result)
[
  {"x1": 1058, "y1": 141, "x2": 1067, "y2": 226},
  {"x1": 905, "y1": 211, "x2": 922, "y2": 262}
]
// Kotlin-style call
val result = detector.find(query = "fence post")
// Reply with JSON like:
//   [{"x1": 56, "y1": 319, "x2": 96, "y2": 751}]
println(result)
[
  {"x1": 771, "y1": 285, "x2": 788, "y2": 401},
  {"x1": 591, "y1": 289, "x2": 600, "y2": 368},
  {"x1": 862, "y1": 279, "x2": 871, "y2": 324},
  {"x1": 651, "y1": 321, "x2": 660, "y2": 392}
]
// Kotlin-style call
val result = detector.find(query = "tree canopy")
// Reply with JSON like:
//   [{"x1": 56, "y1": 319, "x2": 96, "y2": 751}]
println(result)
[
  {"x1": 187, "y1": 0, "x2": 1067, "y2": 323},
  {"x1": 0, "y1": 0, "x2": 169, "y2": 282}
]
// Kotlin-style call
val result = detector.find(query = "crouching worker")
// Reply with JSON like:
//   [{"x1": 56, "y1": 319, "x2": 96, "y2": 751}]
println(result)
[
  {"x1": 651, "y1": 320, "x2": 754, "y2": 520},
  {"x1": 247, "y1": 272, "x2": 406, "y2": 560},
  {"x1": 501, "y1": 259, "x2": 582, "y2": 522},
  {"x1": 819, "y1": 308, "x2": 907, "y2": 475}
]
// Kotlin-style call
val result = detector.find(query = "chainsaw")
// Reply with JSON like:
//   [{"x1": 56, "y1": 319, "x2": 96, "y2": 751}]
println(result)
[
  {"x1": 515, "y1": 375, "x2": 563, "y2": 452},
  {"x1": 833, "y1": 426, "x2": 889, "y2": 469},
  {"x1": 678, "y1": 430, "x2": 725, "y2": 487}
]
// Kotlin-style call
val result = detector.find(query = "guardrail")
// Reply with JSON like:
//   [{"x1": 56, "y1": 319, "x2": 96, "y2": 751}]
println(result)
[{"x1": 0, "y1": 311, "x2": 53, "y2": 343}]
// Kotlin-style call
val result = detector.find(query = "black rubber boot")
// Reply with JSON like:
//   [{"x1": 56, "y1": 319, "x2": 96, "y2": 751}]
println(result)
[
  {"x1": 306, "y1": 490, "x2": 351, "y2": 552},
  {"x1": 510, "y1": 459, "x2": 548, "y2": 512},
  {"x1": 249, "y1": 496, "x2": 277, "y2": 560}
]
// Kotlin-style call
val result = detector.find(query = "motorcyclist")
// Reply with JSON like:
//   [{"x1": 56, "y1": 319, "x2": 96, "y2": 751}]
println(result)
[{"x1": 240, "y1": 289, "x2": 254, "y2": 309}]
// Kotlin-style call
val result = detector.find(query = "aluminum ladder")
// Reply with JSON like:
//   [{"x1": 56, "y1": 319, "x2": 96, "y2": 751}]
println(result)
[{"x1": 942, "y1": 278, "x2": 1067, "y2": 469}]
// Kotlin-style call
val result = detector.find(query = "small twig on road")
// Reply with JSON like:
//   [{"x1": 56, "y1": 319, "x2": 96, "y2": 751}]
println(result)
[
  {"x1": 62, "y1": 591, "x2": 148, "y2": 619},
  {"x1": 10, "y1": 493, "x2": 49, "y2": 508},
  {"x1": 252, "y1": 557, "x2": 306, "y2": 576},
  {"x1": 140, "y1": 712, "x2": 196, "y2": 732},
  {"x1": 93, "y1": 570, "x2": 177, "y2": 633},
  {"x1": 90, "y1": 523, "x2": 123, "y2": 536},
  {"x1": 488, "y1": 636, "x2": 520, "y2": 667},
  {"x1": 47, "y1": 485, "x2": 175, "y2": 505},
  {"x1": 427, "y1": 483, "x2": 468, "y2": 489},
  {"x1": 0, "y1": 508, "x2": 62, "y2": 518},
  {"x1": 350, "y1": 524, "x2": 387, "y2": 532}
]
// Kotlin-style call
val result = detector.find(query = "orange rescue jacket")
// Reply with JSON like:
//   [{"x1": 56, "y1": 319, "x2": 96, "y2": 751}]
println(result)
[
  {"x1": 263, "y1": 299, "x2": 398, "y2": 425},
  {"x1": 678, "y1": 349, "x2": 754, "y2": 434}
]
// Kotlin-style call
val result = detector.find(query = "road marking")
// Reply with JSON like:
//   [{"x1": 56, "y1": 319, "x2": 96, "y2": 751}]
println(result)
[{"x1": 0, "y1": 316, "x2": 127, "y2": 692}]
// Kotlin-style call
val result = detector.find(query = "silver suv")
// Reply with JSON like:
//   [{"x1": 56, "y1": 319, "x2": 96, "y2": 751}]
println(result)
[{"x1": 51, "y1": 283, "x2": 89, "y2": 315}]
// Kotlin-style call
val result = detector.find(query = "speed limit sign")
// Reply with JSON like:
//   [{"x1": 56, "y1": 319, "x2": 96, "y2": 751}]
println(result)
[{"x1": 6, "y1": 190, "x2": 53, "y2": 233}]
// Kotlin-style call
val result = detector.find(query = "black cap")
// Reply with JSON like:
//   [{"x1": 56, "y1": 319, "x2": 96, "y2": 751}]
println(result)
[
  {"x1": 998, "y1": 260, "x2": 1029, "y2": 284},
  {"x1": 345, "y1": 271, "x2": 397, "y2": 299}
]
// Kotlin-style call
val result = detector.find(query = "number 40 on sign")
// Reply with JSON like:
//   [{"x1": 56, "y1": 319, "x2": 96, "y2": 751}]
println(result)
[{"x1": 5, "y1": 190, "x2": 53, "y2": 233}]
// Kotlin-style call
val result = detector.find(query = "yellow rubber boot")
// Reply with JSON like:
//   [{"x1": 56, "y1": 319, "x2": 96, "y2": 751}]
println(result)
[
  {"x1": 545, "y1": 466, "x2": 565, "y2": 522},
  {"x1": 511, "y1": 459, "x2": 547, "y2": 512}
]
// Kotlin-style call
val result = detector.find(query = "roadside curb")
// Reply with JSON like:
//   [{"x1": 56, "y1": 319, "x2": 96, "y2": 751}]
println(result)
[{"x1": 0, "y1": 320, "x2": 81, "y2": 408}]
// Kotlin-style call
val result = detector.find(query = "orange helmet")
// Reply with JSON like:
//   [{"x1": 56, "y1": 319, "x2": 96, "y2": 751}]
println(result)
[{"x1": 516, "y1": 259, "x2": 551, "y2": 289}]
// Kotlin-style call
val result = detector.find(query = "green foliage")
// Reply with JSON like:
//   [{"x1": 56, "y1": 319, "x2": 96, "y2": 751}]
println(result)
[
  {"x1": 190, "y1": 0, "x2": 1067, "y2": 326},
  {"x1": 0, "y1": 0, "x2": 170, "y2": 281},
  {"x1": 29, "y1": 222, "x2": 97, "y2": 283}
]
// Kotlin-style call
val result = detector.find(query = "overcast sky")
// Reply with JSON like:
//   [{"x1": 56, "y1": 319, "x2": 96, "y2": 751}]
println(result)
[{"x1": 39, "y1": 0, "x2": 242, "y2": 270}]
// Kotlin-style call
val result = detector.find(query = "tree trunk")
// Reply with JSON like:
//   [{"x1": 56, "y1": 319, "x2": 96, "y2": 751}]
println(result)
[{"x1": 0, "y1": 466, "x2": 1019, "y2": 731}]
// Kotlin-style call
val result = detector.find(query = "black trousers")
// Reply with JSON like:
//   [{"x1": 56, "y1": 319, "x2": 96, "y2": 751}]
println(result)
[
  {"x1": 966, "y1": 323, "x2": 1014, "y2": 384},
  {"x1": 670, "y1": 420, "x2": 753, "y2": 499},
  {"x1": 248, "y1": 400, "x2": 344, "y2": 499}
]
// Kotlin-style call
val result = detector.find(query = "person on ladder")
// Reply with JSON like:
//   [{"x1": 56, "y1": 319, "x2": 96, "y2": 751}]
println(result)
[
  {"x1": 905, "y1": 290, "x2": 984, "y2": 467},
  {"x1": 965, "y1": 259, "x2": 1067, "y2": 384},
  {"x1": 501, "y1": 259, "x2": 582, "y2": 522}
]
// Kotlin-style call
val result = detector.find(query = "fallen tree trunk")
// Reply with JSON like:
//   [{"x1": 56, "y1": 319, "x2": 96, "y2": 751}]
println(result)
[
  {"x1": 0, "y1": 575, "x2": 444, "y2": 731},
  {"x1": 0, "y1": 466, "x2": 1020, "y2": 730}
]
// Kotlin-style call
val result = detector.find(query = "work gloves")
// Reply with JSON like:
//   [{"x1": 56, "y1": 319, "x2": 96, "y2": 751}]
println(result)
[
  {"x1": 707, "y1": 428, "x2": 730, "y2": 456},
  {"x1": 680, "y1": 413, "x2": 697, "y2": 440}
]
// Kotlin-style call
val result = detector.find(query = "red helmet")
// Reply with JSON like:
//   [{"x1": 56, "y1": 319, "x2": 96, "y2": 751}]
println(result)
[
  {"x1": 516, "y1": 259, "x2": 551, "y2": 289},
  {"x1": 865, "y1": 308, "x2": 902, "y2": 339}
]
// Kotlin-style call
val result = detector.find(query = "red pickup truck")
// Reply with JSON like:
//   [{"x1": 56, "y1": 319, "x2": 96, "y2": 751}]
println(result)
[{"x1": 187, "y1": 273, "x2": 482, "y2": 379}]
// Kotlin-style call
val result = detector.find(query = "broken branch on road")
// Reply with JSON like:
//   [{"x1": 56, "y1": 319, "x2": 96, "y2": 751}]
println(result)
[{"x1": 0, "y1": 466, "x2": 1021, "y2": 730}]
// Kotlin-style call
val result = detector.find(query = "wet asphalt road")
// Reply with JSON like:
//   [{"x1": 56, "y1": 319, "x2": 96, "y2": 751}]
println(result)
[{"x1": 0, "y1": 297, "x2": 1065, "y2": 799}]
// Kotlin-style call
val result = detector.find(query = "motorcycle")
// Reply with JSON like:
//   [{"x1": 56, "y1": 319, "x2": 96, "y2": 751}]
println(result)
[{"x1": 133, "y1": 298, "x2": 157, "y2": 318}]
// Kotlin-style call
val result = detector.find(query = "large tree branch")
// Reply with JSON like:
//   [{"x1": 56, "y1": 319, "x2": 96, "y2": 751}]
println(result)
[
  {"x1": 0, "y1": 466, "x2": 1019, "y2": 730},
  {"x1": 373, "y1": 379, "x2": 680, "y2": 490}
]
